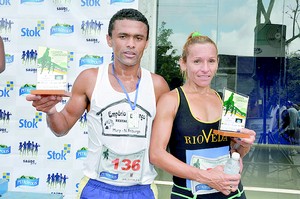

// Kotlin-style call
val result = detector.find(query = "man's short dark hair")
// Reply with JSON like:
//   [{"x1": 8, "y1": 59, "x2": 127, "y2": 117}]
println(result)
[{"x1": 108, "y1": 8, "x2": 149, "y2": 40}]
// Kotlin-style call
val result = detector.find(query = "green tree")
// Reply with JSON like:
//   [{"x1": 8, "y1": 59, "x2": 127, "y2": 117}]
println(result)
[
  {"x1": 286, "y1": 53, "x2": 300, "y2": 102},
  {"x1": 285, "y1": 1, "x2": 300, "y2": 103},
  {"x1": 156, "y1": 21, "x2": 183, "y2": 90}
]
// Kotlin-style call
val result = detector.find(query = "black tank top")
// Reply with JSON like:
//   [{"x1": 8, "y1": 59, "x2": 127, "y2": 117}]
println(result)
[{"x1": 169, "y1": 87, "x2": 230, "y2": 187}]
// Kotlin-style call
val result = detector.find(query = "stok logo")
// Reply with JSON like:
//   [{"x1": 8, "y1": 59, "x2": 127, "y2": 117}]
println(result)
[
  {"x1": 47, "y1": 144, "x2": 71, "y2": 161},
  {"x1": 2, "y1": 172, "x2": 10, "y2": 181},
  {"x1": 81, "y1": 0, "x2": 100, "y2": 6},
  {"x1": 0, "y1": 81, "x2": 14, "y2": 98},
  {"x1": 67, "y1": 51, "x2": 74, "y2": 69},
  {"x1": 21, "y1": 21, "x2": 45, "y2": 37},
  {"x1": 19, "y1": 112, "x2": 42, "y2": 129},
  {"x1": 0, "y1": 0, "x2": 11, "y2": 5}
]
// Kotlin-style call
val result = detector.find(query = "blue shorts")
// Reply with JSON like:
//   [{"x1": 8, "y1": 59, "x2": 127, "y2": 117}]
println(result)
[{"x1": 77, "y1": 176, "x2": 155, "y2": 199}]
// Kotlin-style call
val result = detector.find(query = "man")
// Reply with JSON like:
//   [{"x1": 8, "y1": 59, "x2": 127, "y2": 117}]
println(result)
[{"x1": 26, "y1": 8, "x2": 169, "y2": 199}]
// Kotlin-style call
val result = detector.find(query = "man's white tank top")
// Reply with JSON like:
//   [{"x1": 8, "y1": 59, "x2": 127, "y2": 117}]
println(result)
[{"x1": 83, "y1": 64, "x2": 157, "y2": 186}]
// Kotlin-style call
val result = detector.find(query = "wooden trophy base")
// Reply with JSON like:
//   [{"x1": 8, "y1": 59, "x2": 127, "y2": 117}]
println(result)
[
  {"x1": 30, "y1": 90, "x2": 71, "y2": 97},
  {"x1": 213, "y1": 130, "x2": 250, "y2": 138}
]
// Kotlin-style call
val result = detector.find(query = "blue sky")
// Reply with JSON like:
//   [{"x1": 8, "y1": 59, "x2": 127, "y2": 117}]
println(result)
[{"x1": 157, "y1": 0, "x2": 300, "y2": 57}]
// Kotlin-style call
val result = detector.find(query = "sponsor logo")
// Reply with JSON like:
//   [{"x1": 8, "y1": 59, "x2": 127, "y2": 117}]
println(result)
[
  {"x1": 0, "y1": 0, "x2": 11, "y2": 6},
  {"x1": 21, "y1": 0, "x2": 44, "y2": 3},
  {"x1": 50, "y1": 23, "x2": 74, "y2": 35},
  {"x1": 68, "y1": 52, "x2": 74, "y2": 63},
  {"x1": 79, "y1": 111, "x2": 87, "y2": 127},
  {"x1": 47, "y1": 144, "x2": 71, "y2": 161},
  {"x1": 5, "y1": 54, "x2": 14, "y2": 64},
  {"x1": 57, "y1": 6, "x2": 70, "y2": 12},
  {"x1": 21, "y1": 49, "x2": 38, "y2": 67},
  {"x1": 15, "y1": 175, "x2": 39, "y2": 187},
  {"x1": 0, "y1": 108, "x2": 12, "y2": 131},
  {"x1": 81, "y1": 19, "x2": 103, "y2": 37},
  {"x1": 47, "y1": 172, "x2": 68, "y2": 191},
  {"x1": 110, "y1": 0, "x2": 135, "y2": 4},
  {"x1": 2, "y1": 172, "x2": 10, "y2": 181},
  {"x1": 19, "y1": 112, "x2": 42, "y2": 129},
  {"x1": 81, "y1": 0, "x2": 100, "y2": 6},
  {"x1": 0, "y1": 81, "x2": 14, "y2": 98},
  {"x1": 0, "y1": 18, "x2": 14, "y2": 33},
  {"x1": 76, "y1": 147, "x2": 87, "y2": 159},
  {"x1": 0, "y1": 145, "x2": 11, "y2": 154},
  {"x1": 21, "y1": 21, "x2": 45, "y2": 37},
  {"x1": 19, "y1": 140, "x2": 40, "y2": 157},
  {"x1": 79, "y1": 55, "x2": 103, "y2": 66},
  {"x1": 19, "y1": 84, "x2": 36, "y2": 96}
]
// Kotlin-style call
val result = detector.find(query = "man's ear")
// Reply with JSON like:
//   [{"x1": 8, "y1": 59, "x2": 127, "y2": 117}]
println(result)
[
  {"x1": 145, "y1": 39, "x2": 149, "y2": 49},
  {"x1": 106, "y1": 34, "x2": 112, "y2": 47}
]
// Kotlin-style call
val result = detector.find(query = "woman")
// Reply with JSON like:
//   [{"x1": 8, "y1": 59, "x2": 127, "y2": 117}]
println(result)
[{"x1": 150, "y1": 32, "x2": 256, "y2": 199}]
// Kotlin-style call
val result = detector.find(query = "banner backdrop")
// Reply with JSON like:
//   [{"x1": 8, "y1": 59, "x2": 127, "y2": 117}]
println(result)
[{"x1": 0, "y1": 1, "x2": 138, "y2": 198}]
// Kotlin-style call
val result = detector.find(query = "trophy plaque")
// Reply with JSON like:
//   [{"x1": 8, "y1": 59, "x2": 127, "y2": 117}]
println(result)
[
  {"x1": 213, "y1": 88, "x2": 250, "y2": 138},
  {"x1": 30, "y1": 46, "x2": 71, "y2": 97}
]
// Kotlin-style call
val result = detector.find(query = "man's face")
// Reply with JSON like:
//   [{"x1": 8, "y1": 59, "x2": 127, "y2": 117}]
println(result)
[{"x1": 106, "y1": 19, "x2": 149, "y2": 67}]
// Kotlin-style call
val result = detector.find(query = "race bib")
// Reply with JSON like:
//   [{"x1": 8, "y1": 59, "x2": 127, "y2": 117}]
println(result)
[
  {"x1": 98, "y1": 145, "x2": 145, "y2": 183},
  {"x1": 190, "y1": 154, "x2": 229, "y2": 195}
]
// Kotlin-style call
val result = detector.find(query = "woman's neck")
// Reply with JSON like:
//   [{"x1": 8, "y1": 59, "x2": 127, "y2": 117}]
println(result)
[{"x1": 183, "y1": 83, "x2": 211, "y2": 95}]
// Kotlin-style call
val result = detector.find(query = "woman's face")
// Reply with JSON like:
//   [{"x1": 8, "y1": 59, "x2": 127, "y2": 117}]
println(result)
[{"x1": 181, "y1": 43, "x2": 218, "y2": 87}]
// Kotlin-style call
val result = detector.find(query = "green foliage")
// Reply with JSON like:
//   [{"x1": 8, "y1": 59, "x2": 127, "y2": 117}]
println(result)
[
  {"x1": 156, "y1": 21, "x2": 183, "y2": 90},
  {"x1": 286, "y1": 53, "x2": 300, "y2": 102}
]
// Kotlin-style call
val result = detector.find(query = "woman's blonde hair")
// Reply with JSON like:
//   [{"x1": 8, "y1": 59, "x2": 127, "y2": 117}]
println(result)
[
  {"x1": 181, "y1": 32, "x2": 218, "y2": 63},
  {"x1": 180, "y1": 32, "x2": 218, "y2": 80}
]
